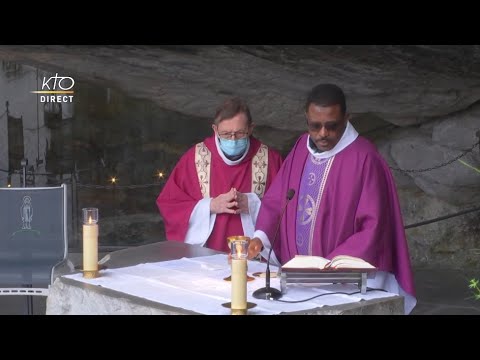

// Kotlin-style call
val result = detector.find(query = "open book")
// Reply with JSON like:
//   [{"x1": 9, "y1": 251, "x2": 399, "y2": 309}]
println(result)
[{"x1": 282, "y1": 255, "x2": 376, "y2": 271}]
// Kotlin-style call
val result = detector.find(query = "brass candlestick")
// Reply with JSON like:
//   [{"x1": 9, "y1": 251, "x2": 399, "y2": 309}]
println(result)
[{"x1": 224, "y1": 236, "x2": 255, "y2": 282}]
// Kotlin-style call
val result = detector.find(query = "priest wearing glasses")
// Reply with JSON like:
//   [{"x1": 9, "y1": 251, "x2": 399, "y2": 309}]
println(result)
[
  {"x1": 247, "y1": 84, "x2": 417, "y2": 314},
  {"x1": 157, "y1": 97, "x2": 283, "y2": 256}
]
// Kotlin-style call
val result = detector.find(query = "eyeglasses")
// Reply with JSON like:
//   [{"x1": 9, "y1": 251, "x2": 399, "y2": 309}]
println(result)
[
  {"x1": 217, "y1": 130, "x2": 249, "y2": 139},
  {"x1": 305, "y1": 116, "x2": 344, "y2": 132}
]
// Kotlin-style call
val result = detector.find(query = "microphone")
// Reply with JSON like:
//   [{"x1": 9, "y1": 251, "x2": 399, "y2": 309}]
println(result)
[{"x1": 252, "y1": 188, "x2": 295, "y2": 300}]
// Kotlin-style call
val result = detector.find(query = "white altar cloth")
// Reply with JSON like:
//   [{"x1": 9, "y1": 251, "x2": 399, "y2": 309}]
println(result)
[{"x1": 63, "y1": 254, "x2": 394, "y2": 315}]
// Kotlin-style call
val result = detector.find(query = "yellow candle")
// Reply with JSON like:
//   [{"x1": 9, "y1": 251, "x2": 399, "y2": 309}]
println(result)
[
  {"x1": 83, "y1": 218, "x2": 98, "y2": 271},
  {"x1": 231, "y1": 258, "x2": 247, "y2": 310}
]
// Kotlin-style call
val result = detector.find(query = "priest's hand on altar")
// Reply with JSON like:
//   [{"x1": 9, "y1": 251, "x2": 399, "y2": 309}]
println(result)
[
  {"x1": 210, "y1": 188, "x2": 238, "y2": 214},
  {"x1": 248, "y1": 237, "x2": 263, "y2": 259}
]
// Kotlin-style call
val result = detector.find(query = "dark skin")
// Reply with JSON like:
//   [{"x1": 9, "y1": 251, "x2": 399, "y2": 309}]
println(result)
[
  {"x1": 305, "y1": 103, "x2": 349, "y2": 152},
  {"x1": 246, "y1": 103, "x2": 349, "y2": 260}
]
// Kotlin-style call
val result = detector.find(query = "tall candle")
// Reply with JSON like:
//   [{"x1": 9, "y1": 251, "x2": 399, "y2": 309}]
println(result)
[
  {"x1": 231, "y1": 258, "x2": 247, "y2": 309},
  {"x1": 82, "y1": 208, "x2": 99, "y2": 271},
  {"x1": 231, "y1": 241, "x2": 247, "y2": 310}
]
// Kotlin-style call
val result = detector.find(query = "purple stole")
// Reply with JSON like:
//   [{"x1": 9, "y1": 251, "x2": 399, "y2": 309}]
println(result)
[{"x1": 295, "y1": 154, "x2": 334, "y2": 255}]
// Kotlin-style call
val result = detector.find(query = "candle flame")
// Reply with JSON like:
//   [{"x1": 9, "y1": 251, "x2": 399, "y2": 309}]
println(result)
[
  {"x1": 235, "y1": 243, "x2": 243, "y2": 257},
  {"x1": 88, "y1": 216, "x2": 92, "y2": 224}
]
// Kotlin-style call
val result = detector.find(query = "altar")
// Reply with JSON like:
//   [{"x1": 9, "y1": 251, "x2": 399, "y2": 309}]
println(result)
[{"x1": 46, "y1": 241, "x2": 404, "y2": 315}]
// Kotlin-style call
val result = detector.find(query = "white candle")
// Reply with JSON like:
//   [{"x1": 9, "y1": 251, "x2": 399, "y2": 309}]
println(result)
[
  {"x1": 231, "y1": 246, "x2": 247, "y2": 310},
  {"x1": 83, "y1": 213, "x2": 98, "y2": 271}
]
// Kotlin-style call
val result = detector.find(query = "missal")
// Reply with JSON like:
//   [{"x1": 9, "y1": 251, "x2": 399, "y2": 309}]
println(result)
[{"x1": 282, "y1": 255, "x2": 376, "y2": 271}]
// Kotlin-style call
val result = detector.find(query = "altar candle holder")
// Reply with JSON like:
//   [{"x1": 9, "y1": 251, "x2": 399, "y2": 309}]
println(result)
[
  {"x1": 82, "y1": 207, "x2": 99, "y2": 279},
  {"x1": 224, "y1": 236, "x2": 255, "y2": 282},
  {"x1": 230, "y1": 238, "x2": 248, "y2": 315}
]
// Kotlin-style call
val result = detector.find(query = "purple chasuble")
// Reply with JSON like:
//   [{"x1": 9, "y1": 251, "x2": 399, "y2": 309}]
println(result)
[{"x1": 255, "y1": 133, "x2": 416, "y2": 298}]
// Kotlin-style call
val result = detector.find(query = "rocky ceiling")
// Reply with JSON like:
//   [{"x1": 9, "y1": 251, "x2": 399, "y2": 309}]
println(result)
[{"x1": 1, "y1": 45, "x2": 479, "y2": 131}]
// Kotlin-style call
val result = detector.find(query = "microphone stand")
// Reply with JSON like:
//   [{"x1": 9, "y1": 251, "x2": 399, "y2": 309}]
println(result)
[{"x1": 252, "y1": 189, "x2": 294, "y2": 300}]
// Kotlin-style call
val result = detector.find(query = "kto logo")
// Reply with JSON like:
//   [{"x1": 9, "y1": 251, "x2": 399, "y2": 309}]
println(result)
[{"x1": 31, "y1": 73, "x2": 75, "y2": 103}]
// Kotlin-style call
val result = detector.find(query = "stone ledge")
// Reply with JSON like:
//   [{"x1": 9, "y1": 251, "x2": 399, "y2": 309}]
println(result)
[
  {"x1": 46, "y1": 241, "x2": 405, "y2": 315},
  {"x1": 47, "y1": 276, "x2": 404, "y2": 315}
]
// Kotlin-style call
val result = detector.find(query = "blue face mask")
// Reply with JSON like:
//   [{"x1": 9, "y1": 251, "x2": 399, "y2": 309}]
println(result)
[{"x1": 219, "y1": 137, "x2": 249, "y2": 157}]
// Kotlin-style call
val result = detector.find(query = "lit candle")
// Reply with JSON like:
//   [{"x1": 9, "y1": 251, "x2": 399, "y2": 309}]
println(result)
[
  {"x1": 82, "y1": 208, "x2": 99, "y2": 272},
  {"x1": 231, "y1": 240, "x2": 247, "y2": 312}
]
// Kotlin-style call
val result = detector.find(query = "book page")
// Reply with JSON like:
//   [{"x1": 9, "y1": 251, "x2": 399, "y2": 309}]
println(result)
[
  {"x1": 327, "y1": 255, "x2": 375, "y2": 269},
  {"x1": 282, "y1": 255, "x2": 330, "y2": 269}
]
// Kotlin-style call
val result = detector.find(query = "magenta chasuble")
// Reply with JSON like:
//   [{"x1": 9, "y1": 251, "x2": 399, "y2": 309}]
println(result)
[
  {"x1": 157, "y1": 135, "x2": 282, "y2": 253},
  {"x1": 255, "y1": 134, "x2": 415, "y2": 298}
]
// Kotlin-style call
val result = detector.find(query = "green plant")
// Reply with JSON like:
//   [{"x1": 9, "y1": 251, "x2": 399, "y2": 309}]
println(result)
[
  {"x1": 469, "y1": 279, "x2": 480, "y2": 300},
  {"x1": 458, "y1": 159, "x2": 480, "y2": 300}
]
